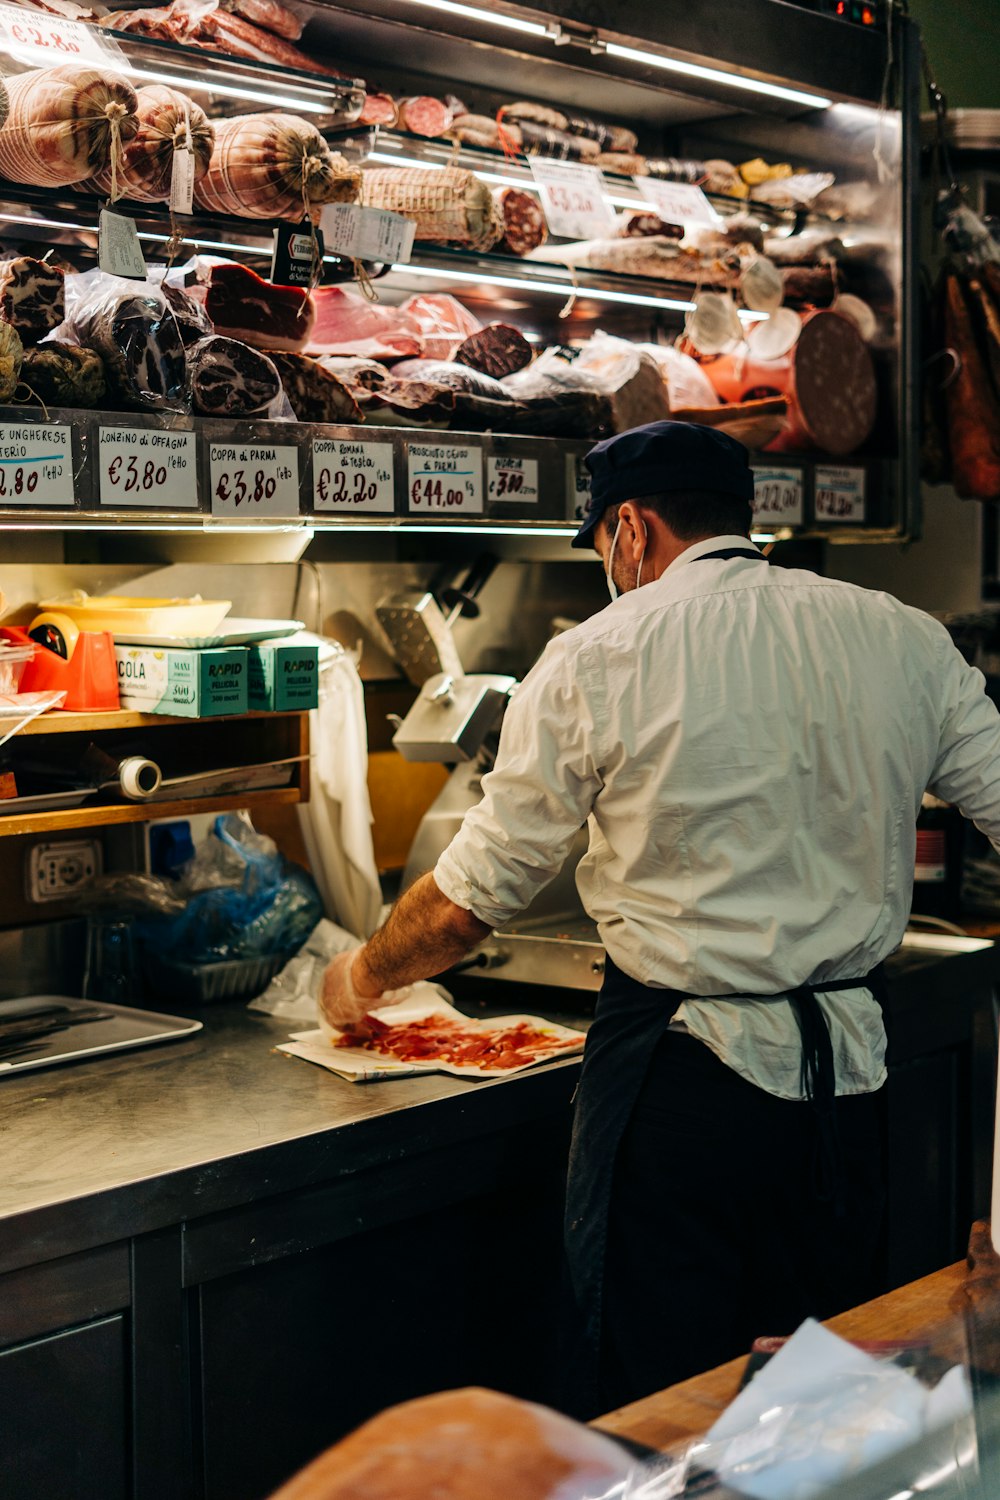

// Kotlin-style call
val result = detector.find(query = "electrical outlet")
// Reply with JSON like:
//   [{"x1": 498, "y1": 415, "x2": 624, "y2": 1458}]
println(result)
[{"x1": 26, "y1": 840, "x2": 103, "y2": 903}]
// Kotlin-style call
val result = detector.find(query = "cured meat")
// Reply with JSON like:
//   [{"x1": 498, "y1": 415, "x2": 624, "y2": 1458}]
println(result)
[
  {"x1": 262, "y1": 351, "x2": 362, "y2": 423},
  {"x1": 517, "y1": 120, "x2": 600, "y2": 162},
  {"x1": 187, "y1": 335, "x2": 281, "y2": 416},
  {"x1": 87, "y1": 85, "x2": 213, "y2": 203},
  {"x1": 493, "y1": 187, "x2": 547, "y2": 257},
  {"x1": 70, "y1": 291, "x2": 185, "y2": 412},
  {"x1": 0, "y1": 67, "x2": 138, "y2": 189},
  {"x1": 199, "y1": 7, "x2": 336, "y2": 73},
  {"x1": 781, "y1": 264, "x2": 837, "y2": 308},
  {"x1": 194, "y1": 113, "x2": 360, "y2": 223},
  {"x1": 454, "y1": 323, "x2": 532, "y2": 379},
  {"x1": 203, "y1": 261, "x2": 316, "y2": 352},
  {"x1": 596, "y1": 151, "x2": 649, "y2": 176},
  {"x1": 447, "y1": 113, "x2": 513, "y2": 150},
  {"x1": 357, "y1": 93, "x2": 399, "y2": 128},
  {"x1": 617, "y1": 211, "x2": 683, "y2": 240},
  {"x1": 0, "y1": 257, "x2": 65, "y2": 346},
  {"x1": 361, "y1": 167, "x2": 503, "y2": 252},
  {"x1": 397, "y1": 96, "x2": 454, "y2": 138},
  {"x1": 305, "y1": 285, "x2": 424, "y2": 359},
  {"x1": 103, "y1": 0, "x2": 340, "y2": 75},
  {"x1": 17, "y1": 0, "x2": 97, "y2": 19},
  {"x1": 0, "y1": 324, "x2": 23, "y2": 402},
  {"x1": 967, "y1": 272, "x2": 1000, "y2": 397},
  {"x1": 398, "y1": 293, "x2": 481, "y2": 361},
  {"x1": 364, "y1": 377, "x2": 455, "y2": 427},
  {"x1": 335, "y1": 1013, "x2": 583, "y2": 1071},
  {"x1": 22, "y1": 342, "x2": 106, "y2": 407},
  {"x1": 160, "y1": 282, "x2": 214, "y2": 345},
  {"x1": 943, "y1": 269, "x2": 1000, "y2": 500},
  {"x1": 219, "y1": 0, "x2": 302, "y2": 39},
  {"x1": 536, "y1": 236, "x2": 736, "y2": 288},
  {"x1": 502, "y1": 100, "x2": 567, "y2": 131}
]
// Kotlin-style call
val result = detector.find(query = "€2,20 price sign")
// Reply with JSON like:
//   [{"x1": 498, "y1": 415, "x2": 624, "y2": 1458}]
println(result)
[
  {"x1": 313, "y1": 439, "x2": 394, "y2": 512},
  {"x1": 99, "y1": 427, "x2": 197, "y2": 508},
  {"x1": 528, "y1": 159, "x2": 616, "y2": 241},
  {"x1": 407, "y1": 444, "x2": 483, "y2": 514},
  {"x1": 210, "y1": 443, "x2": 300, "y2": 517}
]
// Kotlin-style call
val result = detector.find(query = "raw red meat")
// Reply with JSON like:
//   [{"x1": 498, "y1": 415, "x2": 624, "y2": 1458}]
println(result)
[
  {"x1": 398, "y1": 292, "x2": 481, "y2": 360},
  {"x1": 203, "y1": 261, "x2": 316, "y2": 352},
  {"x1": 334, "y1": 1013, "x2": 581, "y2": 1071},
  {"x1": 304, "y1": 286, "x2": 424, "y2": 360}
]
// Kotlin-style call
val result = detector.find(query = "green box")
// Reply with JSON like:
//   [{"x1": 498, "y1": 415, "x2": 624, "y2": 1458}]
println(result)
[
  {"x1": 114, "y1": 645, "x2": 248, "y2": 718},
  {"x1": 247, "y1": 641, "x2": 319, "y2": 712}
]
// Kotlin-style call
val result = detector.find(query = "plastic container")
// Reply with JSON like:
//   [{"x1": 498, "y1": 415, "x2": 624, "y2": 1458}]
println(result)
[
  {"x1": 37, "y1": 593, "x2": 232, "y2": 637},
  {"x1": 143, "y1": 951, "x2": 286, "y2": 1005},
  {"x1": 0, "y1": 642, "x2": 34, "y2": 695}
]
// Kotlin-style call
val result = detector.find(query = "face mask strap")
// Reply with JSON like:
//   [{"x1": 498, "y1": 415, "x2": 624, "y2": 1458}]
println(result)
[{"x1": 606, "y1": 518, "x2": 622, "y2": 602}]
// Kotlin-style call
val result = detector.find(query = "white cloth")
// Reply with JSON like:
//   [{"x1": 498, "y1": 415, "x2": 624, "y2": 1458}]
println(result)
[{"x1": 434, "y1": 537, "x2": 1000, "y2": 1100}]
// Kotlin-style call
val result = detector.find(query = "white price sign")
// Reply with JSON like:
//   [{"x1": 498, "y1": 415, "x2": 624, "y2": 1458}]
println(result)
[
  {"x1": 0, "y1": 424, "x2": 74, "y2": 506},
  {"x1": 528, "y1": 160, "x2": 616, "y2": 241},
  {"x1": 814, "y1": 465, "x2": 866, "y2": 524},
  {"x1": 487, "y1": 455, "x2": 538, "y2": 504},
  {"x1": 752, "y1": 466, "x2": 804, "y2": 526},
  {"x1": 633, "y1": 177, "x2": 723, "y2": 228},
  {"x1": 313, "y1": 439, "x2": 394, "y2": 512},
  {"x1": 99, "y1": 427, "x2": 196, "y2": 508},
  {"x1": 320, "y1": 204, "x2": 416, "y2": 264},
  {"x1": 210, "y1": 443, "x2": 300, "y2": 517},
  {"x1": 566, "y1": 453, "x2": 591, "y2": 522},
  {"x1": 407, "y1": 444, "x2": 482, "y2": 514},
  {"x1": 0, "y1": 1, "x2": 120, "y2": 66}
]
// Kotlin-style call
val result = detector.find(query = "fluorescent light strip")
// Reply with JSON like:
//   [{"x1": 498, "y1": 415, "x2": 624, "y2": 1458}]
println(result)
[
  {"x1": 366, "y1": 150, "x2": 445, "y2": 170},
  {"x1": 604, "y1": 43, "x2": 831, "y2": 109},
  {"x1": 394, "y1": 0, "x2": 548, "y2": 37},
  {"x1": 312, "y1": 521, "x2": 578, "y2": 535},
  {"x1": 390, "y1": 260, "x2": 696, "y2": 312},
  {"x1": 124, "y1": 66, "x2": 331, "y2": 114}
]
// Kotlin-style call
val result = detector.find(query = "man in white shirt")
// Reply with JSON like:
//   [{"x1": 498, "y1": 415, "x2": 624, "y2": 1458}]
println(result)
[{"x1": 321, "y1": 421, "x2": 1000, "y2": 1415}]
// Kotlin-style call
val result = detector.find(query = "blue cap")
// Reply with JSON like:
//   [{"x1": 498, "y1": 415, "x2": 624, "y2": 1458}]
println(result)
[{"x1": 572, "y1": 420, "x2": 755, "y2": 549}]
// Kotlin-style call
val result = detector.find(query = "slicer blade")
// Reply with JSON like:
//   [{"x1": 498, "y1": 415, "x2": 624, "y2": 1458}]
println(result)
[{"x1": 375, "y1": 590, "x2": 464, "y2": 687}]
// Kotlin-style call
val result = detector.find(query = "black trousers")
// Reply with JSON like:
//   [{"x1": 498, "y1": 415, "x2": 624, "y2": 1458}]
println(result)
[{"x1": 600, "y1": 1029, "x2": 885, "y2": 1412}]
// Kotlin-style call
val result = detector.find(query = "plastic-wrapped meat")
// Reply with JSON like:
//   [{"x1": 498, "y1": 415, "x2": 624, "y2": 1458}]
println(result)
[
  {"x1": 160, "y1": 282, "x2": 214, "y2": 346},
  {"x1": 389, "y1": 360, "x2": 519, "y2": 431},
  {"x1": 219, "y1": 0, "x2": 302, "y2": 39},
  {"x1": 187, "y1": 336, "x2": 282, "y2": 416},
  {"x1": 305, "y1": 286, "x2": 423, "y2": 359},
  {"x1": 22, "y1": 342, "x2": 106, "y2": 407},
  {"x1": 204, "y1": 262, "x2": 316, "y2": 353},
  {"x1": 454, "y1": 323, "x2": 533, "y2": 379},
  {"x1": 263, "y1": 351, "x2": 362, "y2": 423},
  {"x1": 103, "y1": 0, "x2": 341, "y2": 75},
  {"x1": 316, "y1": 356, "x2": 390, "y2": 394},
  {"x1": 364, "y1": 378, "x2": 456, "y2": 428},
  {"x1": 398, "y1": 293, "x2": 481, "y2": 361},
  {"x1": 517, "y1": 120, "x2": 600, "y2": 162},
  {"x1": 71, "y1": 290, "x2": 186, "y2": 412},
  {"x1": 0, "y1": 256, "x2": 65, "y2": 346}
]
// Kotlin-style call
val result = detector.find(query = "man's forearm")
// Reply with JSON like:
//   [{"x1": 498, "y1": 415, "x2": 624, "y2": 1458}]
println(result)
[{"x1": 353, "y1": 872, "x2": 492, "y2": 997}]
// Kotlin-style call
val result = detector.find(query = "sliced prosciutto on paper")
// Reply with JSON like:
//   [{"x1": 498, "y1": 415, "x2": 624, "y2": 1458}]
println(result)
[{"x1": 304, "y1": 286, "x2": 424, "y2": 360}]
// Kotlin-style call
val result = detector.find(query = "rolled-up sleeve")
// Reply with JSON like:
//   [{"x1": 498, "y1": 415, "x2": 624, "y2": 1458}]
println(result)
[{"x1": 434, "y1": 638, "x2": 603, "y2": 928}]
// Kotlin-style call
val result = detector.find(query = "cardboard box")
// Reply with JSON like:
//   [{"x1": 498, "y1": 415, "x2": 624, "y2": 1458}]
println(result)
[
  {"x1": 247, "y1": 641, "x2": 319, "y2": 712},
  {"x1": 114, "y1": 645, "x2": 248, "y2": 718}
]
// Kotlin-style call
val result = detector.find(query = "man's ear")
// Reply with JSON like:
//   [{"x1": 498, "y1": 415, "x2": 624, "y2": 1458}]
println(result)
[{"x1": 618, "y1": 502, "x2": 648, "y2": 562}]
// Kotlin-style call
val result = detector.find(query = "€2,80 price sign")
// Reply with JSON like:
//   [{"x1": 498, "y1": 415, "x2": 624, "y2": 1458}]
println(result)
[
  {"x1": 752, "y1": 467, "x2": 804, "y2": 527},
  {"x1": 0, "y1": 1, "x2": 118, "y2": 64},
  {"x1": 210, "y1": 443, "x2": 300, "y2": 517},
  {"x1": 407, "y1": 444, "x2": 482, "y2": 514},
  {"x1": 99, "y1": 427, "x2": 197, "y2": 508},
  {"x1": 0, "y1": 424, "x2": 74, "y2": 506},
  {"x1": 313, "y1": 439, "x2": 394, "y2": 512}
]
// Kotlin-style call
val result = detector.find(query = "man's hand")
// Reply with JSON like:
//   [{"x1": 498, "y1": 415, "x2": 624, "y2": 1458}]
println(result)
[{"x1": 319, "y1": 949, "x2": 382, "y2": 1036}]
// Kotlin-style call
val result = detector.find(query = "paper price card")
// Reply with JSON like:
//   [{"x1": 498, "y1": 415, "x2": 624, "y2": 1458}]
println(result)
[
  {"x1": 633, "y1": 177, "x2": 723, "y2": 228},
  {"x1": 99, "y1": 428, "x2": 197, "y2": 508},
  {"x1": 320, "y1": 204, "x2": 416, "y2": 265},
  {"x1": 0, "y1": 0, "x2": 120, "y2": 66},
  {"x1": 313, "y1": 439, "x2": 394, "y2": 512},
  {"x1": 0, "y1": 424, "x2": 74, "y2": 506},
  {"x1": 566, "y1": 453, "x2": 591, "y2": 522},
  {"x1": 210, "y1": 443, "x2": 300, "y2": 517},
  {"x1": 528, "y1": 160, "x2": 616, "y2": 241},
  {"x1": 407, "y1": 444, "x2": 482, "y2": 515},
  {"x1": 814, "y1": 465, "x2": 866, "y2": 524},
  {"x1": 752, "y1": 466, "x2": 804, "y2": 527},
  {"x1": 488, "y1": 455, "x2": 538, "y2": 504},
  {"x1": 98, "y1": 208, "x2": 147, "y2": 281}
]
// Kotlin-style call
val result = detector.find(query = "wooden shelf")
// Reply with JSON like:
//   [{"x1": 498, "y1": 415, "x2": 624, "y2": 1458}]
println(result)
[
  {"x1": 17, "y1": 709, "x2": 307, "y2": 737},
  {"x1": 0, "y1": 785, "x2": 302, "y2": 839}
]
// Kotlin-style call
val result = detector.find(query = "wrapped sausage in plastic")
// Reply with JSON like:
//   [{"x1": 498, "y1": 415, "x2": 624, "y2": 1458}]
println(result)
[{"x1": 58, "y1": 270, "x2": 188, "y2": 412}]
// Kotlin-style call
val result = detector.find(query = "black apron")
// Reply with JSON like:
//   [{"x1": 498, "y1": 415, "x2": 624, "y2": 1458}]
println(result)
[{"x1": 562, "y1": 545, "x2": 890, "y2": 1414}]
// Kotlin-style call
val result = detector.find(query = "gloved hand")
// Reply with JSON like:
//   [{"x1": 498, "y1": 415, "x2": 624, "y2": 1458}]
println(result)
[{"x1": 318, "y1": 948, "x2": 381, "y2": 1037}]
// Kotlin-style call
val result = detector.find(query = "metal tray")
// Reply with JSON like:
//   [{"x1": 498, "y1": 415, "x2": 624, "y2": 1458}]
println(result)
[{"x1": 0, "y1": 995, "x2": 202, "y2": 1075}]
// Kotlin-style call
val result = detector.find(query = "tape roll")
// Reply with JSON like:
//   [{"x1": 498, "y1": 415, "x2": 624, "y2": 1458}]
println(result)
[
  {"x1": 118, "y1": 757, "x2": 162, "y2": 801},
  {"x1": 28, "y1": 611, "x2": 80, "y2": 660}
]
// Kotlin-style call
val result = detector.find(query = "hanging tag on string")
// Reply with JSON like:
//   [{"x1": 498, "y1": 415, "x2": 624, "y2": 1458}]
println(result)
[
  {"x1": 271, "y1": 220, "x2": 326, "y2": 287},
  {"x1": 98, "y1": 206, "x2": 147, "y2": 280},
  {"x1": 169, "y1": 146, "x2": 195, "y2": 216}
]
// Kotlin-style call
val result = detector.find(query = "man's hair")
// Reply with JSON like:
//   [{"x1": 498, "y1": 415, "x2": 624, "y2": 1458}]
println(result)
[{"x1": 602, "y1": 489, "x2": 753, "y2": 542}]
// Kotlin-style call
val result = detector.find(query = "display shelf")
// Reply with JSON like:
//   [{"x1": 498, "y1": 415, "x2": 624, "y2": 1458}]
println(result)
[
  {"x1": 0, "y1": 784, "x2": 302, "y2": 839},
  {"x1": 16, "y1": 709, "x2": 306, "y2": 737}
]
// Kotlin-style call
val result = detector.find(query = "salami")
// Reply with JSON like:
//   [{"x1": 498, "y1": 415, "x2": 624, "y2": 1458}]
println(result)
[
  {"x1": 502, "y1": 100, "x2": 567, "y2": 131},
  {"x1": 0, "y1": 257, "x2": 65, "y2": 346},
  {"x1": 595, "y1": 151, "x2": 649, "y2": 176},
  {"x1": 454, "y1": 322, "x2": 533, "y2": 379},
  {"x1": 0, "y1": 324, "x2": 23, "y2": 402},
  {"x1": 397, "y1": 96, "x2": 454, "y2": 138},
  {"x1": 262, "y1": 350, "x2": 362, "y2": 423},
  {"x1": 617, "y1": 211, "x2": 683, "y2": 241},
  {"x1": 358, "y1": 93, "x2": 399, "y2": 128},
  {"x1": 493, "y1": 187, "x2": 547, "y2": 257},
  {"x1": 187, "y1": 335, "x2": 282, "y2": 416},
  {"x1": 447, "y1": 113, "x2": 513, "y2": 150},
  {"x1": 943, "y1": 269, "x2": 1000, "y2": 500}
]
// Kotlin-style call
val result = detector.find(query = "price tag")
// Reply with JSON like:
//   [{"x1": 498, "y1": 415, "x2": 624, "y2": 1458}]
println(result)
[
  {"x1": 566, "y1": 453, "x2": 591, "y2": 522},
  {"x1": 407, "y1": 444, "x2": 482, "y2": 515},
  {"x1": 0, "y1": 424, "x2": 74, "y2": 507},
  {"x1": 528, "y1": 160, "x2": 616, "y2": 241},
  {"x1": 0, "y1": 1, "x2": 121, "y2": 66},
  {"x1": 320, "y1": 204, "x2": 416, "y2": 265},
  {"x1": 313, "y1": 439, "x2": 394, "y2": 512},
  {"x1": 633, "y1": 177, "x2": 723, "y2": 228},
  {"x1": 814, "y1": 465, "x2": 866, "y2": 524},
  {"x1": 487, "y1": 455, "x2": 538, "y2": 504},
  {"x1": 210, "y1": 443, "x2": 300, "y2": 517},
  {"x1": 169, "y1": 147, "x2": 195, "y2": 216},
  {"x1": 752, "y1": 466, "x2": 804, "y2": 527},
  {"x1": 99, "y1": 427, "x2": 196, "y2": 508},
  {"x1": 98, "y1": 208, "x2": 148, "y2": 281}
]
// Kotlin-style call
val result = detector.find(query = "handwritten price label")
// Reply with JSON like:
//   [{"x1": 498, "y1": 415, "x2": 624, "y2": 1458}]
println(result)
[
  {"x1": 0, "y1": 1, "x2": 121, "y2": 66},
  {"x1": 566, "y1": 453, "x2": 591, "y2": 522},
  {"x1": 528, "y1": 160, "x2": 616, "y2": 241},
  {"x1": 487, "y1": 456, "x2": 538, "y2": 504},
  {"x1": 752, "y1": 466, "x2": 803, "y2": 527},
  {"x1": 633, "y1": 177, "x2": 723, "y2": 228},
  {"x1": 0, "y1": 424, "x2": 74, "y2": 506},
  {"x1": 210, "y1": 443, "x2": 299, "y2": 517},
  {"x1": 313, "y1": 439, "x2": 394, "y2": 512},
  {"x1": 814, "y1": 465, "x2": 866, "y2": 524},
  {"x1": 407, "y1": 444, "x2": 482, "y2": 514},
  {"x1": 99, "y1": 428, "x2": 196, "y2": 508}
]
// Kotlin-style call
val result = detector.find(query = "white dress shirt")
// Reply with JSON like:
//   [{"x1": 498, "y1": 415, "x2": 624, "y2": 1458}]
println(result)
[{"x1": 434, "y1": 537, "x2": 1000, "y2": 1100}]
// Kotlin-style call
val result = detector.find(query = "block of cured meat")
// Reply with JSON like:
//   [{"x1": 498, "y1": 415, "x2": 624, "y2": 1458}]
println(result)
[
  {"x1": 397, "y1": 96, "x2": 455, "y2": 138},
  {"x1": 398, "y1": 293, "x2": 480, "y2": 361},
  {"x1": 87, "y1": 85, "x2": 213, "y2": 203},
  {"x1": 0, "y1": 257, "x2": 65, "y2": 346},
  {"x1": 0, "y1": 67, "x2": 138, "y2": 188},
  {"x1": 187, "y1": 336, "x2": 282, "y2": 417},
  {"x1": 305, "y1": 286, "x2": 423, "y2": 360},
  {"x1": 357, "y1": 93, "x2": 399, "y2": 128},
  {"x1": 204, "y1": 262, "x2": 316, "y2": 353},
  {"x1": 219, "y1": 0, "x2": 302, "y2": 40},
  {"x1": 22, "y1": 342, "x2": 106, "y2": 407},
  {"x1": 0, "y1": 323, "x2": 23, "y2": 402},
  {"x1": 71, "y1": 290, "x2": 186, "y2": 411},
  {"x1": 265, "y1": 1387, "x2": 633, "y2": 1500},
  {"x1": 103, "y1": 0, "x2": 338, "y2": 76},
  {"x1": 454, "y1": 323, "x2": 532, "y2": 380},
  {"x1": 388, "y1": 359, "x2": 518, "y2": 430},
  {"x1": 262, "y1": 351, "x2": 362, "y2": 423},
  {"x1": 943, "y1": 269, "x2": 1000, "y2": 500},
  {"x1": 160, "y1": 282, "x2": 214, "y2": 346},
  {"x1": 493, "y1": 187, "x2": 547, "y2": 257},
  {"x1": 361, "y1": 167, "x2": 503, "y2": 253},
  {"x1": 194, "y1": 113, "x2": 360, "y2": 223}
]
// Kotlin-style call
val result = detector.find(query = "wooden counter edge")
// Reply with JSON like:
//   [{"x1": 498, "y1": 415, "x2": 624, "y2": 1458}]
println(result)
[{"x1": 593, "y1": 1260, "x2": 968, "y2": 1453}]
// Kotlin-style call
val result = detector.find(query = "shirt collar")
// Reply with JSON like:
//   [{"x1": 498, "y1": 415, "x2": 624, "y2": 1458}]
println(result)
[{"x1": 662, "y1": 535, "x2": 763, "y2": 580}]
